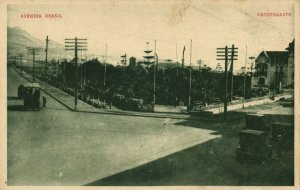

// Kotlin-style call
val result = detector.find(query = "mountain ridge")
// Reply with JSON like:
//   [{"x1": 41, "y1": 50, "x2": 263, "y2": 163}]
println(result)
[{"x1": 8, "y1": 26, "x2": 66, "y2": 61}]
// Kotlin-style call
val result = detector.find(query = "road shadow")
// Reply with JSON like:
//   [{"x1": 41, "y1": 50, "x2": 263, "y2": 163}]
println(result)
[
  {"x1": 85, "y1": 110, "x2": 294, "y2": 186},
  {"x1": 7, "y1": 105, "x2": 40, "y2": 112},
  {"x1": 7, "y1": 105, "x2": 26, "y2": 111},
  {"x1": 7, "y1": 96, "x2": 20, "y2": 100}
]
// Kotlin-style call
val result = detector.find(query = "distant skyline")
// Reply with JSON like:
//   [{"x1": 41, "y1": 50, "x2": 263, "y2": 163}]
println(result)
[{"x1": 8, "y1": 1, "x2": 295, "y2": 71}]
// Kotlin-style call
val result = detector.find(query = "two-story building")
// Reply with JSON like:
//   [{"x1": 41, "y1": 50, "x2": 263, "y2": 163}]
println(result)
[{"x1": 252, "y1": 40, "x2": 294, "y2": 90}]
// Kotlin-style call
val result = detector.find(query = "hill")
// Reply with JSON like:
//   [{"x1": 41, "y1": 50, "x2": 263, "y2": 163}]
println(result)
[{"x1": 7, "y1": 26, "x2": 66, "y2": 62}]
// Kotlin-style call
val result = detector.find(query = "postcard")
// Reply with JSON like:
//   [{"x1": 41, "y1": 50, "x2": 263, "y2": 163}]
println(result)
[{"x1": 0, "y1": 0, "x2": 299, "y2": 189}]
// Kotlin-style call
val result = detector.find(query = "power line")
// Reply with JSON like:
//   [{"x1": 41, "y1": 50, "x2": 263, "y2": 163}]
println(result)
[
  {"x1": 65, "y1": 37, "x2": 88, "y2": 110},
  {"x1": 27, "y1": 47, "x2": 42, "y2": 82},
  {"x1": 45, "y1": 35, "x2": 49, "y2": 85},
  {"x1": 216, "y1": 45, "x2": 238, "y2": 120},
  {"x1": 188, "y1": 39, "x2": 192, "y2": 110}
]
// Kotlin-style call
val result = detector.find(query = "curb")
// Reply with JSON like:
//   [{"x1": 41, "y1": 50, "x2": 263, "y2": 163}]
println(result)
[
  {"x1": 12, "y1": 66, "x2": 74, "y2": 111},
  {"x1": 12, "y1": 67, "x2": 199, "y2": 120},
  {"x1": 11, "y1": 66, "x2": 240, "y2": 121}
]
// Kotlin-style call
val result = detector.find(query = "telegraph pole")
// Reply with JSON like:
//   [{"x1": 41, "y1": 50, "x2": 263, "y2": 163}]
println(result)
[
  {"x1": 104, "y1": 44, "x2": 107, "y2": 87},
  {"x1": 103, "y1": 44, "x2": 108, "y2": 106},
  {"x1": 80, "y1": 49, "x2": 83, "y2": 88},
  {"x1": 176, "y1": 44, "x2": 179, "y2": 77},
  {"x1": 229, "y1": 60, "x2": 233, "y2": 102},
  {"x1": 65, "y1": 37, "x2": 87, "y2": 110},
  {"x1": 32, "y1": 49, "x2": 35, "y2": 82},
  {"x1": 182, "y1": 46, "x2": 185, "y2": 68},
  {"x1": 175, "y1": 44, "x2": 179, "y2": 106},
  {"x1": 217, "y1": 45, "x2": 238, "y2": 120},
  {"x1": 243, "y1": 46, "x2": 247, "y2": 108},
  {"x1": 84, "y1": 51, "x2": 87, "y2": 86},
  {"x1": 229, "y1": 44, "x2": 236, "y2": 102},
  {"x1": 45, "y1": 36, "x2": 49, "y2": 83},
  {"x1": 27, "y1": 48, "x2": 40, "y2": 83},
  {"x1": 188, "y1": 39, "x2": 192, "y2": 110}
]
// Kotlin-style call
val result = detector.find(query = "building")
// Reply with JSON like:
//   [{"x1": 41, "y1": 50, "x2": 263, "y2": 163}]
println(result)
[
  {"x1": 252, "y1": 40, "x2": 294, "y2": 90},
  {"x1": 129, "y1": 56, "x2": 136, "y2": 67}
]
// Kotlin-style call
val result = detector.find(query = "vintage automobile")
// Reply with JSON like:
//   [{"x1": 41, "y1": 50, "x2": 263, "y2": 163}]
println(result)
[
  {"x1": 236, "y1": 113, "x2": 293, "y2": 162},
  {"x1": 236, "y1": 114, "x2": 272, "y2": 161},
  {"x1": 20, "y1": 83, "x2": 41, "y2": 110}
]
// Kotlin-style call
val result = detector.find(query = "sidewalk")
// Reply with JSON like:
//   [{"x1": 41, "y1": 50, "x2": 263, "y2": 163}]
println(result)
[{"x1": 13, "y1": 67, "x2": 192, "y2": 119}]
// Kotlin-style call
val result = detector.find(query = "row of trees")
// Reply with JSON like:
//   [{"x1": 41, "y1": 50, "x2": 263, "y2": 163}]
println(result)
[
  {"x1": 59, "y1": 59, "x2": 252, "y2": 106},
  {"x1": 16, "y1": 58, "x2": 253, "y2": 109}
]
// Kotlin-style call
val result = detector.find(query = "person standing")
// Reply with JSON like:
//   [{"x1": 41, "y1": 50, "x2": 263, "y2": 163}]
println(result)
[{"x1": 42, "y1": 96, "x2": 47, "y2": 108}]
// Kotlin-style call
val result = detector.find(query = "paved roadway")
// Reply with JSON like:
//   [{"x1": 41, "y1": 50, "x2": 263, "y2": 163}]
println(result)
[{"x1": 7, "y1": 67, "x2": 220, "y2": 185}]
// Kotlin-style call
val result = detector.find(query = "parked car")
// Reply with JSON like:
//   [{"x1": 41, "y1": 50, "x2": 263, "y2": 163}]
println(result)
[{"x1": 236, "y1": 114, "x2": 293, "y2": 162}]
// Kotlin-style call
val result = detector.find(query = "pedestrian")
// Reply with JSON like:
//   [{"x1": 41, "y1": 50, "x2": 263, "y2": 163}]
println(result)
[{"x1": 42, "y1": 96, "x2": 47, "y2": 108}]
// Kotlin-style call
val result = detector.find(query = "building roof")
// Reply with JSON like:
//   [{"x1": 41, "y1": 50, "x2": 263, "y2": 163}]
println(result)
[
  {"x1": 257, "y1": 51, "x2": 288, "y2": 65},
  {"x1": 286, "y1": 39, "x2": 294, "y2": 52}
]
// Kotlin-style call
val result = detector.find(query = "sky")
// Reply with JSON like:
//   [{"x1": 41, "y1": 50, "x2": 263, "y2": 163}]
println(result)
[{"x1": 7, "y1": 0, "x2": 295, "y2": 71}]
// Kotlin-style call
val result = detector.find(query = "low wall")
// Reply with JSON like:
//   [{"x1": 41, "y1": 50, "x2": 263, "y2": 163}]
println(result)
[
  {"x1": 205, "y1": 93, "x2": 293, "y2": 115},
  {"x1": 154, "y1": 105, "x2": 187, "y2": 113}
]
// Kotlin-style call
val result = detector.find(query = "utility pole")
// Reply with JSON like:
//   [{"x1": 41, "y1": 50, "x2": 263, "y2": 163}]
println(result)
[
  {"x1": 229, "y1": 60, "x2": 233, "y2": 102},
  {"x1": 32, "y1": 50, "x2": 35, "y2": 82},
  {"x1": 182, "y1": 46, "x2": 185, "y2": 68},
  {"x1": 56, "y1": 58, "x2": 59, "y2": 85},
  {"x1": 27, "y1": 48, "x2": 40, "y2": 83},
  {"x1": 63, "y1": 59, "x2": 66, "y2": 87},
  {"x1": 217, "y1": 45, "x2": 238, "y2": 120},
  {"x1": 243, "y1": 46, "x2": 247, "y2": 108},
  {"x1": 80, "y1": 49, "x2": 83, "y2": 89},
  {"x1": 249, "y1": 56, "x2": 255, "y2": 94},
  {"x1": 103, "y1": 44, "x2": 108, "y2": 106},
  {"x1": 188, "y1": 39, "x2": 192, "y2": 110},
  {"x1": 45, "y1": 35, "x2": 49, "y2": 83},
  {"x1": 175, "y1": 43, "x2": 179, "y2": 106},
  {"x1": 229, "y1": 44, "x2": 237, "y2": 102},
  {"x1": 176, "y1": 44, "x2": 179, "y2": 77},
  {"x1": 65, "y1": 37, "x2": 87, "y2": 110},
  {"x1": 83, "y1": 51, "x2": 87, "y2": 87},
  {"x1": 104, "y1": 44, "x2": 108, "y2": 87}
]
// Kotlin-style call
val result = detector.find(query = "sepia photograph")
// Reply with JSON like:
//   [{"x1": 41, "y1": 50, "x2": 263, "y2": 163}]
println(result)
[{"x1": 1, "y1": 0, "x2": 299, "y2": 188}]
